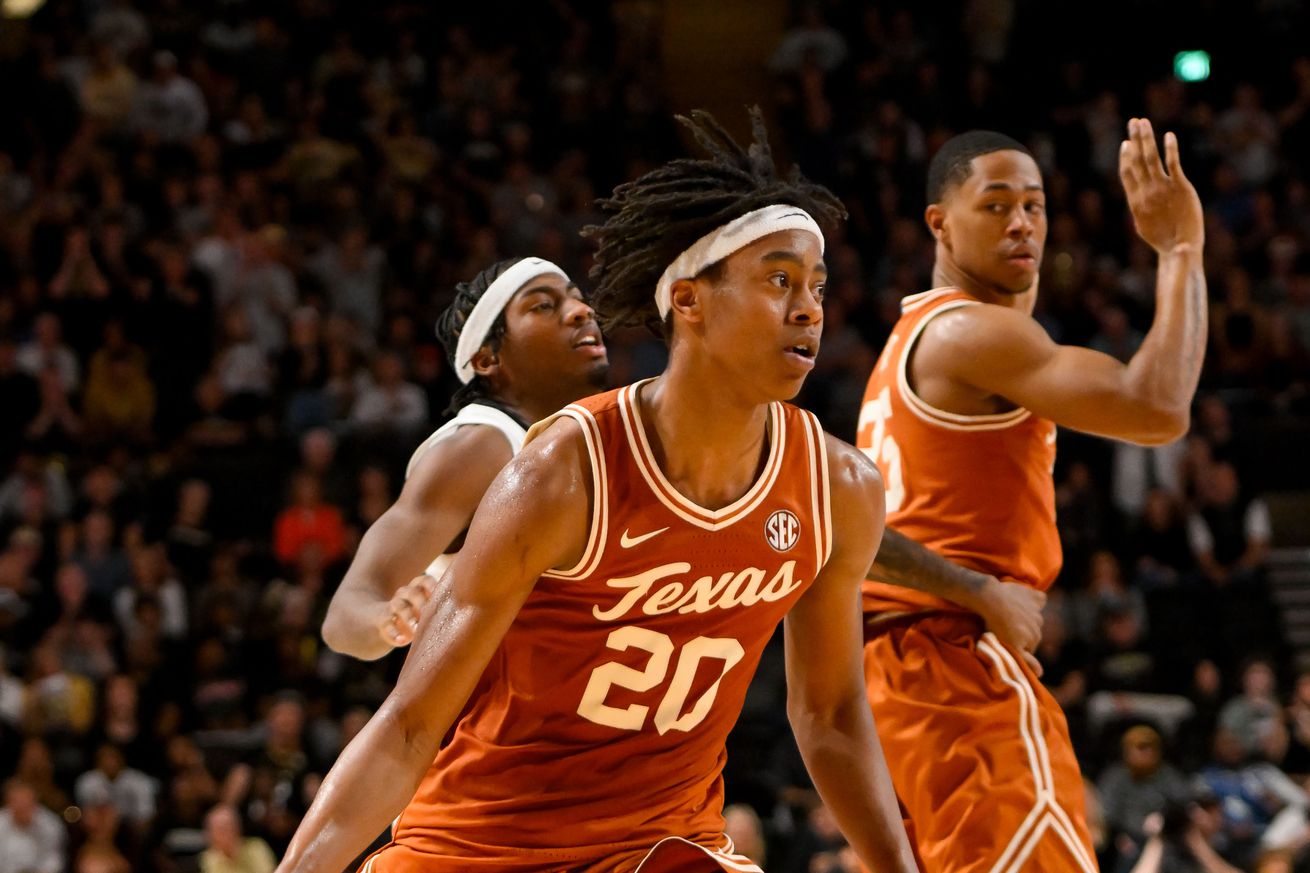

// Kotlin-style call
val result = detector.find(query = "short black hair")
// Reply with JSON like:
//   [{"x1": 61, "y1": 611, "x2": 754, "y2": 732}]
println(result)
[
  {"x1": 583, "y1": 107, "x2": 846, "y2": 335},
  {"x1": 926, "y1": 130, "x2": 1032, "y2": 204},
  {"x1": 434, "y1": 258, "x2": 529, "y2": 424}
]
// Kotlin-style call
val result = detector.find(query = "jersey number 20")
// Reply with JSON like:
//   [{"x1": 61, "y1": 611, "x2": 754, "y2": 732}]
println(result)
[{"x1": 577, "y1": 626, "x2": 745, "y2": 734}]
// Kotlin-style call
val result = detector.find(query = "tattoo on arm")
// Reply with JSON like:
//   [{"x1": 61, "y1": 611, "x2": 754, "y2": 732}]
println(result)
[{"x1": 869, "y1": 528, "x2": 989, "y2": 605}]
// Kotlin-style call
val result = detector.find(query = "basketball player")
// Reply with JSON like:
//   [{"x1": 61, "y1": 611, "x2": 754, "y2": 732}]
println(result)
[
  {"x1": 276, "y1": 110, "x2": 918, "y2": 873},
  {"x1": 320, "y1": 258, "x2": 609, "y2": 660},
  {"x1": 858, "y1": 118, "x2": 1205, "y2": 872}
]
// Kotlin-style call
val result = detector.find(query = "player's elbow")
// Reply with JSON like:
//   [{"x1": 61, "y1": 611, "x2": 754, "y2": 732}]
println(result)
[
  {"x1": 320, "y1": 609, "x2": 355, "y2": 656},
  {"x1": 321, "y1": 605, "x2": 386, "y2": 661},
  {"x1": 786, "y1": 686, "x2": 863, "y2": 740},
  {"x1": 1132, "y1": 405, "x2": 1190, "y2": 446}
]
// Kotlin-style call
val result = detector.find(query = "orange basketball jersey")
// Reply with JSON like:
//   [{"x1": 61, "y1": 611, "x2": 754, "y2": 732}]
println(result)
[
  {"x1": 372, "y1": 380, "x2": 832, "y2": 871},
  {"x1": 856, "y1": 288, "x2": 1060, "y2": 616}
]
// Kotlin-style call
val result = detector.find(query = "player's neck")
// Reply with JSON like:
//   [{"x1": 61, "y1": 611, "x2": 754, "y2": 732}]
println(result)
[
  {"x1": 636, "y1": 370, "x2": 771, "y2": 511},
  {"x1": 497, "y1": 386, "x2": 576, "y2": 427},
  {"x1": 931, "y1": 259, "x2": 1028, "y2": 310}
]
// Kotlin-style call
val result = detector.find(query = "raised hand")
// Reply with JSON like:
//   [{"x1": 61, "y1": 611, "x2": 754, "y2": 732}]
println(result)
[{"x1": 1119, "y1": 118, "x2": 1204, "y2": 253}]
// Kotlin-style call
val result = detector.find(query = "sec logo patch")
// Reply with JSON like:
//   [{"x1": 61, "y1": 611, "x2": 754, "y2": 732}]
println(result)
[{"x1": 765, "y1": 509, "x2": 800, "y2": 552}]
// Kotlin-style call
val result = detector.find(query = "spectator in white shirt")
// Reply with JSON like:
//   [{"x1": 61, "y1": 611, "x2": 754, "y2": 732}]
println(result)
[
  {"x1": 133, "y1": 51, "x2": 208, "y2": 144},
  {"x1": 17, "y1": 313, "x2": 79, "y2": 397},
  {"x1": 0, "y1": 778, "x2": 65, "y2": 873},
  {"x1": 74, "y1": 743, "x2": 158, "y2": 830}
]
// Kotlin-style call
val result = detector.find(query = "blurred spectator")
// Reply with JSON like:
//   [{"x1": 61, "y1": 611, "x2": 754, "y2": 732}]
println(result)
[
  {"x1": 722, "y1": 803, "x2": 767, "y2": 868},
  {"x1": 1127, "y1": 794, "x2": 1241, "y2": 873},
  {"x1": 348, "y1": 351, "x2": 428, "y2": 440},
  {"x1": 1218, "y1": 659, "x2": 1282, "y2": 759},
  {"x1": 200, "y1": 805, "x2": 275, "y2": 873},
  {"x1": 1198, "y1": 729, "x2": 1310, "y2": 869},
  {"x1": 1098, "y1": 725, "x2": 1191, "y2": 859},
  {"x1": 90, "y1": 0, "x2": 151, "y2": 60},
  {"x1": 82, "y1": 335, "x2": 156, "y2": 447},
  {"x1": 80, "y1": 43, "x2": 138, "y2": 133},
  {"x1": 18, "y1": 313, "x2": 80, "y2": 397},
  {"x1": 1129, "y1": 489, "x2": 1196, "y2": 589},
  {"x1": 74, "y1": 743, "x2": 157, "y2": 830},
  {"x1": 271, "y1": 473, "x2": 345, "y2": 568},
  {"x1": 113, "y1": 544, "x2": 187, "y2": 642},
  {"x1": 133, "y1": 51, "x2": 208, "y2": 144},
  {"x1": 306, "y1": 227, "x2": 385, "y2": 338},
  {"x1": 11, "y1": 739, "x2": 68, "y2": 820},
  {"x1": 0, "y1": 778, "x2": 64, "y2": 873},
  {"x1": 0, "y1": 339, "x2": 39, "y2": 466},
  {"x1": 1188, "y1": 463, "x2": 1271, "y2": 587}
]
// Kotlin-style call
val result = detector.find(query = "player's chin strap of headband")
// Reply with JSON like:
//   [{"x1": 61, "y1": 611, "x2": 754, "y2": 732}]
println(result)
[
  {"x1": 453, "y1": 257, "x2": 569, "y2": 384},
  {"x1": 654, "y1": 204, "x2": 825, "y2": 319}
]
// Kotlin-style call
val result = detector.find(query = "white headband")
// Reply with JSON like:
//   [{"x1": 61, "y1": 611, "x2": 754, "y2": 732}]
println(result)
[
  {"x1": 654, "y1": 204, "x2": 825, "y2": 318},
  {"x1": 454, "y1": 257, "x2": 569, "y2": 384}
]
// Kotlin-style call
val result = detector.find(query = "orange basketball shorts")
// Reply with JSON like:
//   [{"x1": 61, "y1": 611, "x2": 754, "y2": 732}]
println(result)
[{"x1": 863, "y1": 614, "x2": 1098, "y2": 873}]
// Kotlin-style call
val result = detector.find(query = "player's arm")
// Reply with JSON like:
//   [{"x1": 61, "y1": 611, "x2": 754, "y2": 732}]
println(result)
[
  {"x1": 321, "y1": 426, "x2": 512, "y2": 660},
  {"x1": 869, "y1": 528, "x2": 1045, "y2": 661},
  {"x1": 276, "y1": 421, "x2": 591, "y2": 873},
  {"x1": 924, "y1": 120, "x2": 1206, "y2": 446},
  {"x1": 784, "y1": 437, "x2": 919, "y2": 873}
]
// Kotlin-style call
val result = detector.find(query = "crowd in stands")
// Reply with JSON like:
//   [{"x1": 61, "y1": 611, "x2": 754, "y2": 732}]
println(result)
[{"x1": 3, "y1": 0, "x2": 1310, "y2": 870}]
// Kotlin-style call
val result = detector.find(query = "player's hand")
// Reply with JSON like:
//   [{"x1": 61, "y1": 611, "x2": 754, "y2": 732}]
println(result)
[
  {"x1": 1119, "y1": 118, "x2": 1203, "y2": 253},
  {"x1": 975, "y1": 578, "x2": 1046, "y2": 654},
  {"x1": 378, "y1": 574, "x2": 437, "y2": 648}
]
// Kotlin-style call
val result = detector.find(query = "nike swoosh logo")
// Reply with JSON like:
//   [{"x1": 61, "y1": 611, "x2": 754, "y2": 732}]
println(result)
[{"x1": 620, "y1": 527, "x2": 669, "y2": 549}]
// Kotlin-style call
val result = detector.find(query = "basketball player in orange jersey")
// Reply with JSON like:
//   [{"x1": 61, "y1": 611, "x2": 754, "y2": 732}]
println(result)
[
  {"x1": 858, "y1": 118, "x2": 1206, "y2": 873},
  {"x1": 276, "y1": 109, "x2": 919, "y2": 873},
  {"x1": 320, "y1": 258, "x2": 609, "y2": 660}
]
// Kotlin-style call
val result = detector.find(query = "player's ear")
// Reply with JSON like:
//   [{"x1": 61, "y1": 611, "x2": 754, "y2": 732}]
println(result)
[
  {"x1": 669, "y1": 278, "x2": 703, "y2": 325},
  {"x1": 470, "y1": 345, "x2": 500, "y2": 379},
  {"x1": 925, "y1": 204, "x2": 948, "y2": 247}
]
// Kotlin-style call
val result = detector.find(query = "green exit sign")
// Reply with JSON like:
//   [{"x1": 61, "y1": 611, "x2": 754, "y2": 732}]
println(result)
[{"x1": 1174, "y1": 51, "x2": 1211, "y2": 82}]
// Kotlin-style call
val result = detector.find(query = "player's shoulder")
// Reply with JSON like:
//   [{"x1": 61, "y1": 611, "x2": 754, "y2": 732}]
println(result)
[
  {"x1": 407, "y1": 423, "x2": 514, "y2": 485},
  {"x1": 918, "y1": 298, "x2": 1049, "y2": 365},
  {"x1": 821, "y1": 432, "x2": 883, "y2": 504}
]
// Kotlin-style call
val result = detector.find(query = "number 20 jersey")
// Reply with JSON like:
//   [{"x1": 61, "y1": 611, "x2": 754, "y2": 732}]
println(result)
[
  {"x1": 388, "y1": 380, "x2": 833, "y2": 865},
  {"x1": 856, "y1": 288, "x2": 1061, "y2": 617}
]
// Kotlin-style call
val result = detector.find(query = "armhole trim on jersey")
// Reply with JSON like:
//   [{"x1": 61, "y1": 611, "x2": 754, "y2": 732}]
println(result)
[
  {"x1": 539, "y1": 405, "x2": 607, "y2": 580},
  {"x1": 897, "y1": 299, "x2": 1033, "y2": 432},
  {"x1": 899, "y1": 286, "x2": 959, "y2": 313},
  {"x1": 405, "y1": 403, "x2": 526, "y2": 479},
  {"x1": 800, "y1": 411, "x2": 834, "y2": 570}
]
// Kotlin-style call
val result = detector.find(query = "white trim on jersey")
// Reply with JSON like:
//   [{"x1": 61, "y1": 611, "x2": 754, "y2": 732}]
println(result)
[
  {"x1": 537, "y1": 404, "x2": 609, "y2": 581},
  {"x1": 619, "y1": 381, "x2": 786, "y2": 532},
  {"x1": 814, "y1": 414, "x2": 832, "y2": 567},
  {"x1": 898, "y1": 286, "x2": 960, "y2": 313},
  {"x1": 632, "y1": 836, "x2": 764, "y2": 873},
  {"x1": 896, "y1": 299, "x2": 1033, "y2": 432},
  {"x1": 798, "y1": 411, "x2": 833, "y2": 571},
  {"x1": 976, "y1": 633, "x2": 1098, "y2": 873},
  {"x1": 405, "y1": 403, "x2": 527, "y2": 479}
]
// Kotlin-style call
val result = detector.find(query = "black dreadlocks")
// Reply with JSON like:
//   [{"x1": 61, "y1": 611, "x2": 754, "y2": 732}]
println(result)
[
  {"x1": 925, "y1": 130, "x2": 1032, "y2": 205},
  {"x1": 582, "y1": 107, "x2": 847, "y2": 336},
  {"x1": 434, "y1": 257, "x2": 530, "y2": 425}
]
